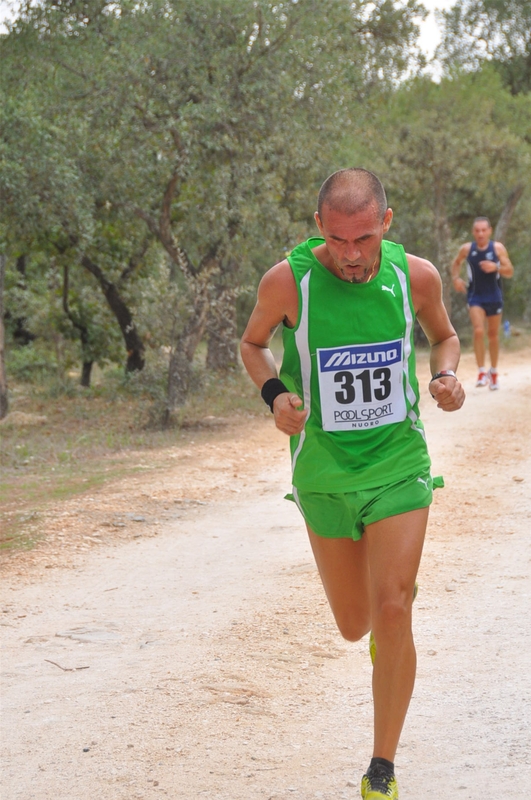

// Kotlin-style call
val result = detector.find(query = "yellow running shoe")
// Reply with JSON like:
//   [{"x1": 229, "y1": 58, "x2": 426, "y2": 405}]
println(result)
[
  {"x1": 369, "y1": 582, "x2": 418, "y2": 665},
  {"x1": 361, "y1": 766, "x2": 399, "y2": 798},
  {"x1": 369, "y1": 629, "x2": 377, "y2": 665}
]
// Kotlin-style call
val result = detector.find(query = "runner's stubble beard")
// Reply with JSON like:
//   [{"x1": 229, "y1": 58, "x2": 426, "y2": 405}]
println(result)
[{"x1": 335, "y1": 254, "x2": 379, "y2": 284}]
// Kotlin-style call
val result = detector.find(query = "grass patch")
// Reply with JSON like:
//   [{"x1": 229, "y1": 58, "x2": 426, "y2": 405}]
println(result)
[
  {"x1": 0, "y1": 513, "x2": 44, "y2": 553},
  {"x1": 3, "y1": 324, "x2": 528, "y2": 554},
  {"x1": 0, "y1": 360, "x2": 266, "y2": 552}
]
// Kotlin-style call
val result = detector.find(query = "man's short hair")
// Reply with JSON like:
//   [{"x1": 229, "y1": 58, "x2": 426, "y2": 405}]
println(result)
[
  {"x1": 317, "y1": 168, "x2": 387, "y2": 221},
  {"x1": 473, "y1": 216, "x2": 491, "y2": 227}
]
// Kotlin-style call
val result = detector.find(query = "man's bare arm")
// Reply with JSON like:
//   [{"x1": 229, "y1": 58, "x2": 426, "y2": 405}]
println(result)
[
  {"x1": 409, "y1": 255, "x2": 465, "y2": 412},
  {"x1": 240, "y1": 262, "x2": 307, "y2": 435},
  {"x1": 450, "y1": 243, "x2": 469, "y2": 294},
  {"x1": 494, "y1": 242, "x2": 514, "y2": 278}
]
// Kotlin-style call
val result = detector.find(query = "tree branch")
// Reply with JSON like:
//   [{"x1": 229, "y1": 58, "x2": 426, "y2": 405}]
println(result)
[
  {"x1": 495, "y1": 184, "x2": 524, "y2": 243},
  {"x1": 133, "y1": 205, "x2": 196, "y2": 278},
  {"x1": 118, "y1": 240, "x2": 150, "y2": 286}
]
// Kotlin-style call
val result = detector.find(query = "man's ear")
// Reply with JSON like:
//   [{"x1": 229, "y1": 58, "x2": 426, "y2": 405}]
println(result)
[
  {"x1": 383, "y1": 208, "x2": 393, "y2": 233},
  {"x1": 314, "y1": 211, "x2": 324, "y2": 235}
]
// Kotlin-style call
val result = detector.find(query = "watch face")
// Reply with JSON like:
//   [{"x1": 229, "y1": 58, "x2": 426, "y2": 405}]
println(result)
[{"x1": 431, "y1": 370, "x2": 456, "y2": 381}]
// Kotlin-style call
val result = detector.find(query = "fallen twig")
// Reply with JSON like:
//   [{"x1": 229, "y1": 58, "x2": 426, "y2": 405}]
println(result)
[{"x1": 44, "y1": 659, "x2": 90, "y2": 672}]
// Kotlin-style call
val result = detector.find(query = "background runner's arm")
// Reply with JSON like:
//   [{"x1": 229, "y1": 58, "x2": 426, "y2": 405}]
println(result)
[
  {"x1": 450, "y1": 244, "x2": 469, "y2": 294},
  {"x1": 479, "y1": 242, "x2": 514, "y2": 276},
  {"x1": 495, "y1": 243, "x2": 514, "y2": 278}
]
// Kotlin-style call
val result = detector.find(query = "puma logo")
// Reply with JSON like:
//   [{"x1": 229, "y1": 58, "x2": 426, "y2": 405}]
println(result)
[
  {"x1": 417, "y1": 477, "x2": 429, "y2": 491},
  {"x1": 382, "y1": 284, "x2": 396, "y2": 297}
]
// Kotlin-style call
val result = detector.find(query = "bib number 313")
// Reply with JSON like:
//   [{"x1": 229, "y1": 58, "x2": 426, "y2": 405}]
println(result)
[{"x1": 317, "y1": 339, "x2": 407, "y2": 431}]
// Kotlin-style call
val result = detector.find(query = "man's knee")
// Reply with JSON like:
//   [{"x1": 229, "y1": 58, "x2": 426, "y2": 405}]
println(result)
[
  {"x1": 372, "y1": 597, "x2": 411, "y2": 637},
  {"x1": 335, "y1": 612, "x2": 371, "y2": 643}
]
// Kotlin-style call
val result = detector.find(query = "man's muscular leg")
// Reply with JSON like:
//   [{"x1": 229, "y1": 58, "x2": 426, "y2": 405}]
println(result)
[
  {"x1": 366, "y1": 507, "x2": 428, "y2": 761},
  {"x1": 486, "y1": 313, "x2": 501, "y2": 369},
  {"x1": 306, "y1": 529, "x2": 371, "y2": 642},
  {"x1": 307, "y1": 506, "x2": 427, "y2": 762},
  {"x1": 468, "y1": 305, "x2": 487, "y2": 368}
]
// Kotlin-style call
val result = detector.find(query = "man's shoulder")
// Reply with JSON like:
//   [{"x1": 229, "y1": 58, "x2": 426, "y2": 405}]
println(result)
[
  {"x1": 493, "y1": 240, "x2": 507, "y2": 254},
  {"x1": 449, "y1": 241, "x2": 472, "y2": 261},
  {"x1": 405, "y1": 254, "x2": 445, "y2": 312},
  {"x1": 255, "y1": 259, "x2": 299, "y2": 324},
  {"x1": 261, "y1": 258, "x2": 293, "y2": 286},
  {"x1": 405, "y1": 253, "x2": 441, "y2": 291},
  {"x1": 261, "y1": 237, "x2": 319, "y2": 290},
  {"x1": 405, "y1": 252, "x2": 437, "y2": 272}
]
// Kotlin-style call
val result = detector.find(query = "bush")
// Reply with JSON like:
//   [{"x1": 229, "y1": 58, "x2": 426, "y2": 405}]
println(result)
[{"x1": 6, "y1": 343, "x2": 58, "y2": 381}]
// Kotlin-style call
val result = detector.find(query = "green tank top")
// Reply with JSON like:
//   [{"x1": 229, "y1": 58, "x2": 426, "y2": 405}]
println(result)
[{"x1": 280, "y1": 237, "x2": 431, "y2": 492}]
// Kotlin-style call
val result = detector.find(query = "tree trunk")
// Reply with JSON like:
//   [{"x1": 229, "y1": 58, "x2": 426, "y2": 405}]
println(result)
[
  {"x1": 135, "y1": 182, "x2": 220, "y2": 413},
  {"x1": 81, "y1": 361, "x2": 93, "y2": 387},
  {"x1": 81, "y1": 256, "x2": 145, "y2": 372},
  {"x1": 494, "y1": 184, "x2": 524, "y2": 243},
  {"x1": 165, "y1": 348, "x2": 193, "y2": 417},
  {"x1": 0, "y1": 254, "x2": 9, "y2": 419},
  {"x1": 496, "y1": 185, "x2": 525, "y2": 320},
  {"x1": 524, "y1": 243, "x2": 531, "y2": 323},
  {"x1": 433, "y1": 186, "x2": 452, "y2": 316},
  {"x1": 206, "y1": 286, "x2": 239, "y2": 372},
  {"x1": 12, "y1": 255, "x2": 36, "y2": 345},
  {"x1": 164, "y1": 285, "x2": 210, "y2": 422},
  {"x1": 206, "y1": 168, "x2": 242, "y2": 372},
  {"x1": 62, "y1": 265, "x2": 96, "y2": 387}
]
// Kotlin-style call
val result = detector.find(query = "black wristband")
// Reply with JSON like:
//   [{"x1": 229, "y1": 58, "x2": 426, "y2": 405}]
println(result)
[{"x1": 261, "y1": 378, "x2": 289, "y2": 412}]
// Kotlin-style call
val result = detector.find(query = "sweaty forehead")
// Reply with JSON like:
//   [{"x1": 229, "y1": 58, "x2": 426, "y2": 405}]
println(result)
[
  {"x1": 321, "y1": 194, "x2": 380, "y2": 220},
  {"x1": 320, "y1": 204, "x2": 382, "y2": 237}
]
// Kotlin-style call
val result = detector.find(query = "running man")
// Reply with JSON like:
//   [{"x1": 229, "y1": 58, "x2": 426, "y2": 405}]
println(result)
[
  {"x1": 240, "y1": 168, "x2": 465, "y2": 800},
  {"x1": 451, "y1": 216, "x2": 514, "y2": 389}
]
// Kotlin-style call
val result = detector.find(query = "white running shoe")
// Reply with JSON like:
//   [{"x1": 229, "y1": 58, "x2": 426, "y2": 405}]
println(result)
[{"x1": 489, "y1": 369, "x2": 499, "y2": 390}]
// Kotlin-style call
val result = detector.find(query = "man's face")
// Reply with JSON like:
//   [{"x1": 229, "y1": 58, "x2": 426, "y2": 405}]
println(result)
[
  {"x1": 472, "y1": 220, "x2": 492, "y2": 247},
  {"x1": 315, "y1": 203, "x2": 393, "y2": 283}
]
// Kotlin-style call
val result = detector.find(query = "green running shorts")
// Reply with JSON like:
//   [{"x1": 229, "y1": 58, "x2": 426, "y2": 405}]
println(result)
[{"x1": 287, "y1": 472, "x2": 444, "y2": 541}]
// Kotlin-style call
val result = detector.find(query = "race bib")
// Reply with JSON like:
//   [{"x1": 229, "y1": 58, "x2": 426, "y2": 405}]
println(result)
[{"x1": 317, "y1": 339, "x2": 407, "y2": 431}]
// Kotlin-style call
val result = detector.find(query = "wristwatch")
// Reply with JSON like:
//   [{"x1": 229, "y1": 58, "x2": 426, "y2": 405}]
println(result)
[{"x1": 430, "y1": 370, "x2": 457, "y2": 383}]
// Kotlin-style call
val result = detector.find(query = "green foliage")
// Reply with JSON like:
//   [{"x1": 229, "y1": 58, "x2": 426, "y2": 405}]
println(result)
[
  {"x1": 0, "y1": 100, "x2": 94, "y2": 249},
  {"x1": 6, "y1": 343, "x2": 57, "y2": 381},
  {"x1": 338, "y1": 67, "x2": 531, "y2": 320},
  {"x1": 3, "y1": 0, "x2": 529, "y2": 405},
  {"x1": 382, "y1": 69, "x2": 530, "y2": 235},
  {"x1": 1, "y1": 0, "x2": 428, "y2": 400},
  {"x1": 438, "y1": 0, "x2": 531, "y2": 95},
  {"x1": 3, "y1": 251, "x2": 124, "y2": 375}
]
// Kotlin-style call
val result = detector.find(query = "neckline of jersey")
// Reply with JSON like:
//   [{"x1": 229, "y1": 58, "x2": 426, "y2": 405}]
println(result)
[
  {"x1": 470, "y1": 239, "x2": 494, "y2": 253},
  {"x1": 304, "y1": 237, "x2": 385, "y2": 288}
]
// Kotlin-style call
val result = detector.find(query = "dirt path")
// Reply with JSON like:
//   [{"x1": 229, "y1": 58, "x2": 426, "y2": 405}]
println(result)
[{"x1": 1, "y1": 349, "x2": 530, "y2": 800}]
